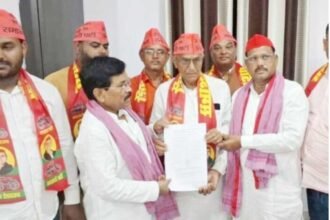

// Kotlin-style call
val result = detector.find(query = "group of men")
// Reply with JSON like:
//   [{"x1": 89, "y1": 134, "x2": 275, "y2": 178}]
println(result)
[{"x1": 0, "y1": 8, "x2": 327, "y2": 220}]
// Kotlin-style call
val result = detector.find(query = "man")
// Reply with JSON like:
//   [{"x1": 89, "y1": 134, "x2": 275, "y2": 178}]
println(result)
[
  {"x1": 45, "y1": 21, "x2": 109, "y2": 139},
  {"x1": 0, "y1": 9, "x2": 84, "y2": 219},
  {"x1": 302, "y1": 24, "x2": 328, "y2": 220},
  {"x1": 131, "y1": 28, "x2": 170, "y2": 124},
  {"x1": 0, "y1": 150, "x2": 13, "y2": 175},
  {"x1": 75, "y1": 56, "x2": 179, "y2": 220},
  {"x1": 208, "y1": 24, "x2": 251, "y2": 94},
  {"x1": 43, "y1": 136, "x2": 56, "y2": 161},
  {"x1": 150, "y1": 33, "x2": 231, "y2": 220},
  {"x1": 219, "y1": 34, "x2": 308, "y2": 220}
]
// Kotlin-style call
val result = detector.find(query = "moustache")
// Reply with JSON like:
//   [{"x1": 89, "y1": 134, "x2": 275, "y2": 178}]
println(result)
[
  {"x1": 124, "y1": 92, "x2": 132, "y2": 100},
  {"x1": 0, "y1": 61, "x2": 11, "y2": 66},
  {"x1": 255, "y1": 67, "x2": 267, "y2": 72}
]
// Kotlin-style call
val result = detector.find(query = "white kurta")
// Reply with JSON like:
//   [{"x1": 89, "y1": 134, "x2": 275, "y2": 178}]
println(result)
[
  {"x1": 235, "y1": 79, "x2": 308, "y2": 220},
  {"x1": 0, "y1": 74, "x2": 80, "y2": 220},
  {"x1": 74, "y1": 109, "x2": 160, "y2": 220},
  {"x1": 150, "y1": 75, "x2": 231, "y2": 220}
]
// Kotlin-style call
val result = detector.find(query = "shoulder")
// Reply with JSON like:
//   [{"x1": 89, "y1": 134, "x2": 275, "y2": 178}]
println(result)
[
  {"x1": 44, "y1": 66, "x2": 70, "y2": 85},
  {"x1": 283, "y1": 79, "x2": 305, "y2": 95},
  {"x1": 204, "y1": 74, "x2": 230, "y2": 94}
]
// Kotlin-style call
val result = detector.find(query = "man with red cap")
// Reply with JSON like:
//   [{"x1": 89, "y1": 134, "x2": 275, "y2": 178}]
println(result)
[
  {"x1": 219, "y1": 34, "x2": 308, "y2": 219},
  {"x1": 131, "y1": 28, "x2": 170, "y2": 124},
  {"x1": 45, "y1": 21, "x2": 109, "y2": 139},
  {"x1": 150, "y1": 33, "x2": 231, "y2": 220},
  {"x1": 0, "y1": 9, "x2": 84, "y2": 220},
  {"x1": 208, "y1": 24, "x2": 251, "y2": 95},
  {"x1": 302, "y1": 24, "x2": 328, "y2": 220}
]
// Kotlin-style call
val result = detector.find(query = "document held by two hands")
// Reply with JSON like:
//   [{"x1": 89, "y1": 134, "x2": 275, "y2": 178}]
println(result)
[{"x1": 164, "y1": 123, "x2": 208, "y2": 191}]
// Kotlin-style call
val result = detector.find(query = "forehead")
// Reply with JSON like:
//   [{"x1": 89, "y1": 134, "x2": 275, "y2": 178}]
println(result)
[
  {"x1": 143, "y1": 45, "x2": 167, "y2": 50},
  {"x1": 213, "y1": 40, "x2": 235, "y2": 47},
  {"x1": 0, "y1": 37, "x2": 21, "y2": 45},
  {"x1": 247, "y1": 46, "x2": 274, "y2": 56},
  {"x1": 176, "y1": 54, "x2": 203, "y2": 59}
]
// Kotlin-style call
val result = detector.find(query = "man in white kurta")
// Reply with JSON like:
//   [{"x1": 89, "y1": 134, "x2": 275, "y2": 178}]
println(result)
[
  {"x1": 0, "y1": 9, "x2": 81, "y2": 220},
  {"x1": 150, "y1": 33, "x2": 231, "y2": 220},
  {"x1": 219, "y1": 34, "x2": 308, "y2": 220}
]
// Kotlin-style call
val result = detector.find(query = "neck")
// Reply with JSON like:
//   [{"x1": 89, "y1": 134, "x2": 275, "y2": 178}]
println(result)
[
  {"x1": 253, "y1": 80, "x2": 268, "y2": 94},
  {"x1": 215, "y1": 63, "x2": 234, "y2": 74},
  {"x1": 144, "y1": 68, "x2": 164, "y2": 86},
  {"x1": 182, "y1": 79, "x2": 197, "y2": 89},
  {"x1": 0, "y1": 74, "x2": 19, "y2": 93}
]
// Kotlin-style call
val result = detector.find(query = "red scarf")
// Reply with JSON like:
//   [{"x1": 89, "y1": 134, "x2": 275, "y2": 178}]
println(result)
[
  {"x1": 305, "y1": 63, "x2": 328, "y2": 97},
  {"x1": 0, "y1": 69, "x2": 69, "y2": 204},
  {"x1": 208, "y1": 63, "x2": 251, "y2": 85},
  {"x1": 67, "y1": 63, "x2": 88, "y2": 139},
  {"x1": 166, "y1": 75, "x2": 217, "y2": 169}
]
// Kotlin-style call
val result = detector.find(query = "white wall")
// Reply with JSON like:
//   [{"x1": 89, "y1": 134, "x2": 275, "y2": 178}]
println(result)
[{"x1": 83, "y1": 0, "x2": 167, "y2": 77}]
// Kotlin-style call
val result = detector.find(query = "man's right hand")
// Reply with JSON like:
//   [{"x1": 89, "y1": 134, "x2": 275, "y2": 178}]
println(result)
[
  {"x1": 153, "y1": 117, "x2": 170, "y2": 135},
  {"x1": 158, "y1": 175, "x2": 171, "y2": 195},
  {"x1": 154, "y1": 138, "x2": 167, "y2": 156}
]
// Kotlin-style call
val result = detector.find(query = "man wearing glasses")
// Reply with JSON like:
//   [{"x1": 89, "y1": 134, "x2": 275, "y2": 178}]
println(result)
[
  {"x1": 150, "y1": 33, "x2": 231, "y2": 220},
  {"x1": 219, "y1": 34, "x2": 308, "y2": 220},
  {"x1": 131, "y1": 28, "x2": 171, "y2": 124}
]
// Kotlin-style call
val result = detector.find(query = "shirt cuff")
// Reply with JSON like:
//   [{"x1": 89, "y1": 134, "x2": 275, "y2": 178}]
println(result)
[
  {"x1": 63, "y1": 184, "x2": 81, "y2": 205},
  {"x1": 149, "y1": 181, "x2": 160, "y2": 201},
  {"x1": 241, "y1": 135, "x2": 253, "y2": 149},
  {"x1": 211, "y1": 150, "x2": 227, "y2": 175}
]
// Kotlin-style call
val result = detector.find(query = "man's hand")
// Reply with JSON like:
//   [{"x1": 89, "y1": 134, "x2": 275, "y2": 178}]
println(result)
[
  {"x1": 153, "y1": 117, "x2": 170, "y2": 135},
  {"x1": 218, "y1": 135, "x2": 241, "y2": 151},
  {"x1": 198, "y1": 169, "x2": 220, "y2": 195},
  {"x1": 154, "y1": 138, "x2": 167, "y2": 156},
  {"x1": 158, "y1": 175, "x2": 171, "y2": 196},
  {"x1": 62, "y1": 203, "x2": 86, "y2": 220},
  {"x1": 205, "y1": 128, "x2": 224, "y2": 145}
]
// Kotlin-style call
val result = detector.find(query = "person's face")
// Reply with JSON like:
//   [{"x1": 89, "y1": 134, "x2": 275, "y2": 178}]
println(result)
[
  {"x1": 323, "y1": 32, "x2": 328, "y2": 59},
  {"x1": 0, "y1": 37, "x2": 27, "y2": 80},
  {"x1": 95, "y1": 72, "x2": 132, "y2": 114},
  {"x1": 0, "y1": 152, "x2": 7, "y2": 166},
  {"x1": 76, "y1": 41, "x2": 109, "y2": 67},
  {"x1": 173, "y1": 54, "x2": 204, "y2": 88},
  {"x1": 45, "y1": 138, "x2": 53, "y2": 152},
  {"x1": 245, "y1": 46, "x2": 278, "y2": 84},
  {"x1": 210, "y1": 40, "x2": 236, "y2": 66},
  {"x1": 140, "y1": 45, "x2": 169, "y2": 72}
]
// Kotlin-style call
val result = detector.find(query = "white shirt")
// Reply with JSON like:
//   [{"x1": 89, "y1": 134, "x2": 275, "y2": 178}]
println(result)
[
  {"x1": 235, "y1": 79, "x2": 309, "y2": 220},
  {"x1": 0, "y1": 74, "x2": 80, "y2": 220},
  {"x1": 150, "y1": 74, "x2": 231, "y2": 220},
  {"x1": 74, "y1": 109, "x2": 160, "y2": 220}
]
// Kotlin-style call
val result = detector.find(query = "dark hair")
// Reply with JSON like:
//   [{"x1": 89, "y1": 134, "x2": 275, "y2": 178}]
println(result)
[{"x1": 80, "y1": 56, "x2": 126, "y2": 100}]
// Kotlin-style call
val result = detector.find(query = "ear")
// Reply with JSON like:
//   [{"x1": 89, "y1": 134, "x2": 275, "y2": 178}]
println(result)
[
  {"x1": 274, "y1": 54, "x2": 279, "y2": 66},
  {"x1": 92, "y1": 88, "x2": 105, "y2": 104},
  {"x1": 172, "y1": 55, "x2": 178, "y2": 69},
  {"x1": 21, "y1": 41, "x2": 28, "y2": 57},
  {"x1": 139, "y1": 49, "x2": 144, "y2": 61}
]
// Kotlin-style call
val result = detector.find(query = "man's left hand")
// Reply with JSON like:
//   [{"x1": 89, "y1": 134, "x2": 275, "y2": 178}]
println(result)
[
  {"x1": 62, "y1": 204, "x2": 86, "y2": 220},
  {"x1": 218, "y1": 135, "x2": 241, "y2": 151},
  {"x1": 198, "y1": 169, "x2": 220, "y2": 195}
]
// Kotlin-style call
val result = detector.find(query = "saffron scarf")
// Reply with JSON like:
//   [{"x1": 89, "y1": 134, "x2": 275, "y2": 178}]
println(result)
[
  {"x1": 305, "y1": 63, "x2": 328, "y2": 97},
  {"x1": 208, "y1": 63, "x2": 251, "y2": 86},
  {"x1": 166, "y1": 75, "x2": 217, "y2": 169},
  {"x1": 222, "y1": 74, "x2": 284, "y2": 217},
  {"x1": 67, "y1": 62, "x2": 88, "y2": 139},
  {"x1": 132, "y1": 71, "x2": 171, "y2": 123},
  {"x1": 0, "y1": 69, "x2": 69, "y2": 204},
  {"x1": 87, "y1": 100, "x2": 179, "y2": 220}
]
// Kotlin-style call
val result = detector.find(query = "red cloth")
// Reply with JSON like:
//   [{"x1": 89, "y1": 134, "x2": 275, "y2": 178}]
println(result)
[
  {"x1": 245, "y1": 34, "x2": 274, "y2": 54},
  {"x1": 209, "y1": 24, "x2": 236, "y2": 49},
  {"x1": 0, "y1": 9, "x2": 25, "y2": 40},
  {"x1": 173, "y1": 33, "x2": 204, "y2": 55},
  {"x1": 140, "y1": 28, "x2": 169, "y2": 51},
  {"x1": 73, "y1": 21, "x2": 108, "y2": 44}
]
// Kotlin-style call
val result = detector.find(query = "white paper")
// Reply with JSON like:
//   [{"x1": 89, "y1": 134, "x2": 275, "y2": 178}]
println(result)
[{"x1": 164, "y1": 123, "x2": 208, "y2": 191}]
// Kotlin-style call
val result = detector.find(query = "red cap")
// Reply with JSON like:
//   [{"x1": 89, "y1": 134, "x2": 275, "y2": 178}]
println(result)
[
  {"x1": 0, "y1": 9, "x2": 25, "y2": 40},
  {"x1": 173, "y1": 33, "x2": 204, "y2": 55},
  {"x1": 140, "y1": 28, "x2": 169, "y2": 51},
  {"x1": 245, "y1": 34, "x2": 274, "y2": 54},
  {"x1": 73, "y1": 21, "x2": 108, "y2": 44},
  {"x1": 209, "y1": 24, "x2": 236, "y2": 49}
]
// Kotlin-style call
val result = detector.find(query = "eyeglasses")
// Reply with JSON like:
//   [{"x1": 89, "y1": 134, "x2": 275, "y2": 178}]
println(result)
[
  {"x1": 245, "y1": 54, "x2": 274, "y2": 64},
  {"x1": 103, "y1": 80, "x2": 131, "y2": 91},
  {"x1": 143, "y1": 48, "x2": 167, "y2": 56},
  {"x1": 178, "y1": 57, "x2": 203, "y2": 67}
]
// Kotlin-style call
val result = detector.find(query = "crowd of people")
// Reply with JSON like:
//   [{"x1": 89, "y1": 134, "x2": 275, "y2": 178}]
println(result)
[{"x1": 0, "y1": 8, "x2": 327, "y2": 220}]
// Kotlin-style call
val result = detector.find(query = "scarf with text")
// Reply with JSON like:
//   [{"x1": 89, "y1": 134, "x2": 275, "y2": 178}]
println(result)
[
  {"x1": 87, "y1": 100, "x2": 179, "y2": 220},
  {"x1": 67, "y1": 62, "x2": 88, "y2": 139},
  {"x1": 222, "y1": 74, "x2": 284, "y2": 217},
  {"x1": 166, "y1": 75, "x2": 217, "y2": 169},
  {"x1": 0, "y1": 69, "x2": 69, "y2": 204},
  {"x1": 305, "y1": 63, "x2": 328, "y2": 97}
]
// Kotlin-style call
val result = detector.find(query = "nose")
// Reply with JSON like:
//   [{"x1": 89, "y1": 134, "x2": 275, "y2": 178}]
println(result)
[{"x1": 99, "y1": 46, "x2": 108, "y2": 56}]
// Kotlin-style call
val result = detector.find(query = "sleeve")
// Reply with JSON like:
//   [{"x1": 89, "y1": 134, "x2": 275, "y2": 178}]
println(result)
[
  {"x1": 47, "y1": 88, "x2": 80, "y2": 205},
  {"x1": 149, "y1": 85, "x2": 167, "y2": 132},
  {"x1": 75, "y1": 115, "x2": 160, "y2": 203},
  {"x1": 212, "y1": 82, "x2": 231, "y2": 175},
  {"x1": 241, "y1": 83, "x2": 309, "y2": 153}
]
